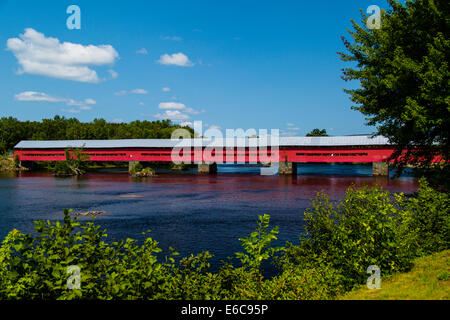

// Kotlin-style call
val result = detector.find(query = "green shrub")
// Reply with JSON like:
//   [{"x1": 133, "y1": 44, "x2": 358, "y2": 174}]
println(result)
[
  {"x1": 285, "y1": 180, "x2": 449, "y2": 291},
  {"x1": 130, "y1": 162, "x2": 143, "y2": 174},
  {"x1": 399, "y1": 178, "x2": 450, "y2": 256}
]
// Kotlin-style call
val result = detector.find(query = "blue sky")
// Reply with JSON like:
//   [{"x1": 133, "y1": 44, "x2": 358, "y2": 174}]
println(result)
[{"x1": 0, "y1": 0, "x2": 389, "y2": 136}]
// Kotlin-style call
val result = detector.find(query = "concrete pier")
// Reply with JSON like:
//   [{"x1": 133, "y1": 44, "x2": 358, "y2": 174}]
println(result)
[
  {"x1": 373, "y1": 162, "x2": 389, "y2": 176},
  {"x1": 279, "y1": 161, "x2": 297, "y2": 175},
  {"x1": 198, "y1": 162, "x2": 217, "y2": 174}
]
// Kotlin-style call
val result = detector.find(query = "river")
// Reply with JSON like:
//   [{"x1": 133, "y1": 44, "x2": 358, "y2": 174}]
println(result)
[{"x1": 0, "y1": 163, "x2": 418, "y2": 269}]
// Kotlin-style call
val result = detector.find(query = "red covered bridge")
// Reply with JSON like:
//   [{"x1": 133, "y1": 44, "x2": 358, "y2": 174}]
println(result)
[{"x1": 14, "y1": 136, "x2": 399, "y2": 175}]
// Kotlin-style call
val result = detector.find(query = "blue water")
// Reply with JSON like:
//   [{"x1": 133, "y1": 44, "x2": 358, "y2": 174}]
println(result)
[{"x1": 0, "y1": 164, "x2": 417, "y2": 269}]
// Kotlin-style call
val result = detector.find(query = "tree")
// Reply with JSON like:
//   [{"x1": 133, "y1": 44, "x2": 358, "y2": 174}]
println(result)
[
  {"x1": 306, "y1": 129, "x2": 328, "y2": 137},
  {"x1": 339, "y1": 0, "x2": 449, "y2": 181}
]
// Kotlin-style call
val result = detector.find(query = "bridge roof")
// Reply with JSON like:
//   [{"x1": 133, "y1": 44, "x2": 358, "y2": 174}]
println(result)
[{"x1": 14, "y1": 136, "x2": 391, "y2": 149}]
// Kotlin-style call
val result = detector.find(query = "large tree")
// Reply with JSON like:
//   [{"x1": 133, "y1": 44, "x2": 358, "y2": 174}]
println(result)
[{"x1": 339, "y1": 0, "x2": 449, "y2": 179}]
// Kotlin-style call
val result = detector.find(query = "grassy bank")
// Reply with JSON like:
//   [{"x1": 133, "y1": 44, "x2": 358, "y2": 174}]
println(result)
[{"x1": 342, "y1": 250, "x2": 449, "y2": 300}]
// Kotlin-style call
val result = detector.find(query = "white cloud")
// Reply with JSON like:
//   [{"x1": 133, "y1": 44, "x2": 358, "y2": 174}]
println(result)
[
  {"x1": 136, "y1": 48, "x2": 148, "y2": 54},
  {"x1": 158, "y1": 102, "x2": 186, "y2": 110},
  {"x1": 180, "y1": 121, "x2": 193, "y2": 127},
  {"x1": 131, "y1": 88, "x2": 148, "y2": 94},
  {"x1": 14, "y1": 91, "x2": 94, "y2": 113},
  {"x1": 162, "y1": 87, "x2": 171, "y2": 92},
  {"x1": 14, "y1": 91, "x2": 64, "y2": 102},
  {"x1": 155, "y1": 110, "x2": 190, "y2": 121},
  {"x1": 139, "y1": 102, "x2": 145, "y2": 106},
  {"x1": 7, "y1": 28, "x2": 119, "y2": 83},
  {"x1": 158, "y1": 102, "x2": 203, "y2": 115},
  {"x1": 115, "y1": 89, "x2": 148, "y2": 96},
  {"x1": 111, "y1": 118, "x2": 124, "y2": 123},
  {"x1": 286, "y1": 123, "x2": 295, "y2": 127},
  {"x1": 161, "y1": 35, "x2": 182, "y2": 41},
  {"x1": 157, "y1": 53, "x2": 194, "y2": 67},
  {"x1": 114, "y1": 90, "x2": 127, "y2": 96},
  {"x1": 108, "y1": 69, "x2": 118, "y2": 79},
  {"x1": 154, "y1": 101, "x2": 204, "y2": 122},
  {"x1": 185, "y1": 107, "x2": 204, "y2": 115}
]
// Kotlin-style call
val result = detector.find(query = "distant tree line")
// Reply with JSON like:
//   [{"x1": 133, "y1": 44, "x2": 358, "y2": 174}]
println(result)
[
  {"x1": 0, "y1": 116, "x2": 193, "y2": 154},
  {"x1": 306, "y1": 128, "x2": 328, "y2": 137}
]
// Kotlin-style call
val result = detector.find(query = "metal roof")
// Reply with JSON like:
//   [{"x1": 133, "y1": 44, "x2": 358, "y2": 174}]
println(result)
[{"x1": 14, "y1": 136, "x2": 391, "y2": 149}]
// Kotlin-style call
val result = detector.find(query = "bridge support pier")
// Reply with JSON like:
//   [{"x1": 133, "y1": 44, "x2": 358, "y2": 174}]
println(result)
[
  {"x1": 198, "y1": 162, "x2": 217, "y2": 174},
  {"x1": 279, "y1": 161, "x2": 297, "y2": 175},
  {"x1": 129, "y1": 161, "x2": 140, "y2": 173},
  {"x1": 373, "y1": 162, "x2": 389, "y2": 176}
]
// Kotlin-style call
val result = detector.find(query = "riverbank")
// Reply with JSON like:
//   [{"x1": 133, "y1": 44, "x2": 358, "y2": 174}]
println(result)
[
  {"x1": 342, "y1": 250, "x2": 449, "y2": 300},
  {"x1": 0, "y1": 156, "x2": 27, "y2": 172}
]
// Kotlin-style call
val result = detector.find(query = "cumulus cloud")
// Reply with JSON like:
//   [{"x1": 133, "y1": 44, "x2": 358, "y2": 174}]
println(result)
[
  {"x1": 14, "y1": 91, "x2": 65, "y2": 103},
  {"x1": 136, "y1": 48, "x2": 148, "y2": 54},
  {"x1": 157, "y1": 53, "x2": 194, "y2": 67},
  {"x1": 154, "y1": 101, "x2": 203, "y2": 122},
  {"x1": 162, "y1": 87, "x2": 171, "y2": 92},
  {"x1": 155, "y1": 110, "x2": 190, "y2": 121},
  {"x1": 7, "y1": 28, "x2": 119, "y2": 83},
  {"x1": 14, "y1": 91, "x2": 95, "y2": 113},
  {"x1": 158, "y1": 102, "x2": 186, "y2": 110}
]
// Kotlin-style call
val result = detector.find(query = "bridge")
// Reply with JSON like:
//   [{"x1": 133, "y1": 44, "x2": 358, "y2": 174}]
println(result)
[{"x1": 14, "y1": 136, "x2": 397, "y2": 175}]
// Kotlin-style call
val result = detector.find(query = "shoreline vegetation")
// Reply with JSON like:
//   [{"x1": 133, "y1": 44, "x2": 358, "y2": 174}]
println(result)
[
  {"x1": 0, "y1": 155, "x2": 27, "y2": 172},
  {"x1": 0, "y1": 179, "x2": 447, "y2": 300}
]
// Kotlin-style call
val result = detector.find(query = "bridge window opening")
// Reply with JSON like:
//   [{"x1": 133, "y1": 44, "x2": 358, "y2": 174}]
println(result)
[
  {"x1": 141, "y1": 153, "x2": 172, "y2": 156},
  {"x1": 92, "y1": 153, "x2": 127, "y2": 157},
  {"x1": 22, "y1": 153, "x2": 64, "y2": 157},
  {"x1": 296, "y1": 152, "x2": 369, "y2": 157}
]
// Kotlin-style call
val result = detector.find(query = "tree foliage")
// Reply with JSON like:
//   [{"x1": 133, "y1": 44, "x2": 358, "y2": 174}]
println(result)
[
  {"x1": 0, "y1": 116, "x2": 193, "y2": 154},
  {"x1": 339, "y1": 0, "x2": 449, "y2": 173},
  {"x1": 306, "y1": 129, "x2": 329, "y2": 137}
]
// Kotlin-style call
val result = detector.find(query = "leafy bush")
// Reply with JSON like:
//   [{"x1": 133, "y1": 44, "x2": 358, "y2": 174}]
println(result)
[
  {"x1": 130, "y1": 162, "x2": 143, "y2": 174},
  {"x1": 285, "y1": 179, "x2": 449, "y2": 291},
  {"x1": 399, "y1": 178, "x2": 450, "y2": 256}
]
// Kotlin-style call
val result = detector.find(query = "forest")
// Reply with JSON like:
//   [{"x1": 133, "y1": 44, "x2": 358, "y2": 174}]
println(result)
[{"x1": 0, "y1": 116, "x2": 193, "y2": 154}]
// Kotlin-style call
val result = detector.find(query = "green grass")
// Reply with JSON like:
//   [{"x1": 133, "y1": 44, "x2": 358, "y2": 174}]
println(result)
[{"x1": 342, "y1": 250, "x2": 450, "y2": 300}]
